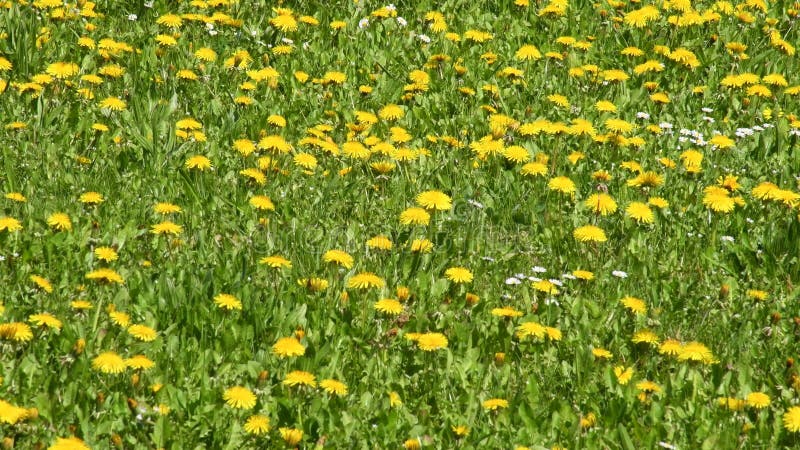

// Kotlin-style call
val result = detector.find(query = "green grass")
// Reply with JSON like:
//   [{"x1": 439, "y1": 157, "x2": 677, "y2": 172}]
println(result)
[{"x1": 2, "y1": 0, "x2": 800, "y2": 448}]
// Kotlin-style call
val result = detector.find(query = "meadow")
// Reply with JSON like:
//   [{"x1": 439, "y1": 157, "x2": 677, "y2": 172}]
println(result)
[{"x1": 2, "y1": 0, "x2": 800, "y2": 448}]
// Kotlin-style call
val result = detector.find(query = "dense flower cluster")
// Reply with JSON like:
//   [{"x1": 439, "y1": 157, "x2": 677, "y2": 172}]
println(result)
[{"x1": 1, "y1": 0, "x2": 799, "y2": 448}]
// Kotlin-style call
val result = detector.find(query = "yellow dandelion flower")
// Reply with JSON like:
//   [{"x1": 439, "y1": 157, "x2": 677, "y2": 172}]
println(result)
[
  {"x1": 367, "y1": 235, "x2": 393, "y2": 250},
  {"x1": 747, "y1": 289, "x2": 769, "y2": 301},
  {"x1": 752, "y1": 181, "x2": 781, "y2": 200},
  {"x1": 48, "y1": 437, "x2": 91, "y2": 450},
  {"x1": 399, "y1": 207, "x2": 431, "y2": 225},
  {"x1": 580, "y1": 412, "x2": 598, "y2": 429},
  {"x1": 396, "y1": 287, "x2": 411, "y2": 301},
  {"x1": 259, "y1": 255, "x2": 292, "y2": 269},
  {"x1": 156, "y1": 13, "x2": 183, "y2": 28},
  {"x1": 155, "y1": 34, "x2": 178, "y2": 47},
  {"x1": 585, "y1": 193, "x2": 617, "y2": 215},
  {"x1": 503, "y1": 145, "x2": 531, "y2": 164},
  {"x1": 745, "y1": 392, "x2": 770, "y2": 409},
  {"x1": 545, "y1": 327, "x2": 562, "y2": 341},
  {"x1": 185, "y1": 155, "x2": 212, "y2": 171},
  {"x1": 46, "y1": 61, "x2": 79, "y2": 79},
  {"x1": 493, "y1": 306, "x2": 524, "y2": 318},
  {"x1": 98, "y1": 96, "x2": 126, "y2": 111},
  {"x1": 621, "y1": 46, "x2": 644, "y2": 56},
  {"x1": 614, "y1": 366, "x2": 634, "y2": 385},
  {"x1": 548, "y1": 94, "x2": 570, "y2": 108},
  {"x1": 548, "y1": 176, "x2": 576, "y2": 195},
  {"x1": 347, "y1": 272, "x2": 385, "y2": 289},
  {"x1": 703, "y1": 191, "x2": 735, "y2": 213},
  {"x1": 374, "y1": 299, "x2": 404, "y2": 315},
  {"x1": 592, "y1": 348, "x2": 613, "y2": 359},
  {"x1": 416, "y1": 190, "x2": 452, "y2": 210},
  {"x1": 273, "y1": 337, "x2": 305, "y2": 357},
  {"x1": 95, "y1": 246, "x2": 118, "y2": 262},
  {"x1": 533, "y1": 279, "x2": 559, "y2": 295},
  {"x1": 71, "y1": 300, "x2": 92, "y2": 310},
  {"x1": 342, "y1": 141, "x2": 370, "y2": 159},
  {"x1": 404, "y1": 439, "x2": 421, "y2": 450},
  {"x1": 30, "y1": 275, "x2": 53, "y2": 293},
  {"x1": 223, "y1": 386, "x2": 257, "y2": 409},
  {"x1": 0, "y1": 57, "x2": 13, "y2": 71},
  {"x1": 515, "y1": 44, "x2": 542, "y2": 60},
  {"x1": 521, "y1": 162, "x2": 547, "y2": 177},
  {"x1": 0, "y1": 323, "x2": 33, "y2": 342},
  {"x1": 232, "y1": 139, "x2": 256, "y2": 156},
  {"x1": 125, "y1": 355, "x2": 155, "y2": 370},
  {"x1": 620, "y1": 296, "x2": 647, "y2": 314},
  {"x1": 709, "y1": 135, "x2": 735, "y2": 149},
  {"x1": 151, "y1": 221, "x2": 183, "y2": 235},
  {"x1": 293, "y1": 152, "x2": 317, "y2": 169},
  {"x1": 176, "y1": 70, "x2": 197, "y2": 80},
  {"x1": 92, "y1": 351, "x2": 127, "y2": 374},
  {"x1": 573, "y1": 269, "x2": 594, "y2": 280},
  {"x1": 322, "y1": 249, "x2": 354, "y2": 268},
  {"x1": 280, "y1": 428, "x2": 304, "y2": 446},
  {"x1": 389, "y1": 391, "x2": 402, "y2": 407},
  {"x1": 482, "y1": 398, "x2": 508, "y2": 410},
  {"x1": 271, "y1": 13, "x2": 298, "y2": 32},
  {"x1": 516, "y1": 321, "x2": 546, "y2": 339},
  {"x1": 677, "y1": 341, "x2": 715, "y2": 364},
  {"x1": 648, "y1": 197, "x2": 669, "y2": 209},
  {"x1": 5, "y1": 192, "x2": 26, "y2": 203},
  {"x1": 28, "y1": 313, "x2": 62, "y2": 330},
  {"x1": 128, "y1": 324, "x2": 157, "y2": 342},
  {"x1": 240, "y1": 168, "x2": 266, "y2": 184},
  {"x1": 0, "y1": 399, "x2": 31, "y2": 425},
  {"x1": 416, "y1": 332, "x2": 448, "y2": 351},
  {"x1": 176, "y1": 118, "x2": 202, "y2": 130},
  {"x1": 47, "y1": 213, "x2": 72, "y2": 231},
  {"x1": 283, "y1": 370, "x2": 317, "y2": 387},
  {"x1": 298, "y1": 277, "x2": 329, "y2": 292},
  {"x1": 763, "y1": 74, "x2": 788, "y2": 86},
  {"x1": 626, "y1": 202, "x2": 654, "y2": 224},
  {"x1": 249, "y1": 195, "x2": 275, "y2": 211},
  {"x1": 322, "y1": 71, "x2": 346, "y2": 85},
  {"x1": 568, "y1": 151, "x2": 586, "y2": 164},
  {"x1": 244, "y1": 415, "x2": 271, "y2": 435},
  {"x1": 595, "y1": 100, "x2": 617, "y2": 112},
  {"x1": 85, "y1": 268, "x2": 124, "y2": 284},
  {"x1": 258, "y1": 135, "x2": 292, "y2": 153},
  {"x1": 605, "y1": 118, "x2": 634, "y2": 134},
  {"x1": 718, "y1": 397, "x2": 745, "y2": 411},
  {"x1": 632, "y1": 329, "x2": 660, "y2": 345},
  {"x1": 658, "y1": 339, "x2": 681, "y2": 356},
  {"x1": 451, "y1": 425, "x2": 470, "y2": 437},
  {"x1": 194, "y1": 47, "x2": 217, "y2": 62},
  {"x1": 154, "y1": 202, "x2": 181, "y2": 214},
  {"x1": 320, "y1": 379, "x2": 348, "y2": 396},
  {"x1": 573, "y1": 225, "x2": 607, "y2": 243},
  {"x1": 409, "y1": 238, "x2": 433, "y2": 253},
  {"x1": 214, "y1": 294, "x2": 242, "y2": 311},
  {"x1": 379, "y1": 104, "x2": 405, "y2": 121},
  {"x1": 627, "y1": 171, "x2": 664, "y2": 188},
  {"x1": 234, "y1": 96, "x2": 254, "y2": 106},
  {"x1": 650, "y1": 92, "x2": 670, "y2": 103},
  {"x1": 371, "y1": 161, "x2": 396, "y2": 174},
  {"x1": 109, "y1": 311, "x2": 130, "y2": 327},
  {"x1": 0, "y1": 216, "x2": 23, "y2": 232},
  {"x1": 783, "y1": 406, "x2": 800, "y2": 432},
  {"x1": 445, "y1": 267, "x2": 473, "y2": 283},
  {"x1": 659, "y1": 157, "x2": 676, "y2": 169}
]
